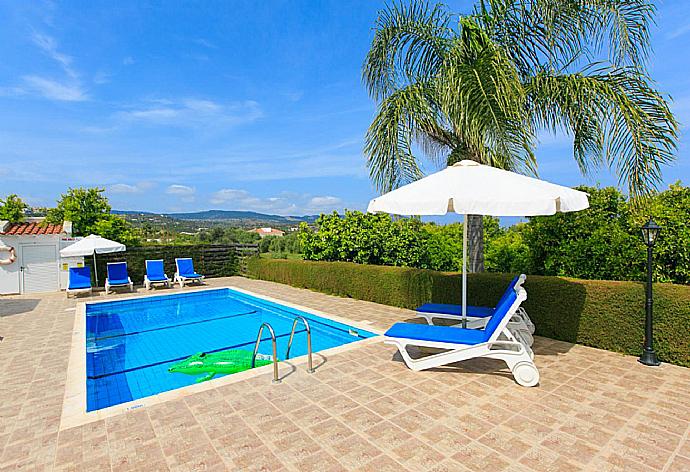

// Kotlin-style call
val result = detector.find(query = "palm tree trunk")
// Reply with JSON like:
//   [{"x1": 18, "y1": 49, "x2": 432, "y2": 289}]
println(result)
[{"x1": 467, "y1": 214, "x2": 484, "y2": 272}]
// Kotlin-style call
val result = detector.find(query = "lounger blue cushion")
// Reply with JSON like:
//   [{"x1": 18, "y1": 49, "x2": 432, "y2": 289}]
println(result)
[
  {"x1": 385, "y1": 323, "x2": 489, "y2": 345},
  {"x1": 415, "y1": 275, "x2": 521, "y2": 317},
  {"x1": 68, "y1": 267, "x2": 91, "y2": 290},
  {"x1": 177, "y1": 258, "x2": 202, "y2": 278},
  {"x1": 107, "y1": 262, "x2": 130, "y2": 285},
  {"x1": 145, "y1": 260, "x2": 168, "y2": 281},
  {"x1": 389, "y1": 289, "x2": 519, "y2": 345},
  {"x1": 416, "y1": 303, "x2": 494, "y2": 318}
]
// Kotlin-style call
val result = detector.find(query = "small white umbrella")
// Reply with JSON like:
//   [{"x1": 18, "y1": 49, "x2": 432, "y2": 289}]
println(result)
[
  {"x1": 367, "y1": 160, "x2": 589, "y2": 324},
  {"x1": 60, "y1": 234, "x2": 126, "y2": 285}
]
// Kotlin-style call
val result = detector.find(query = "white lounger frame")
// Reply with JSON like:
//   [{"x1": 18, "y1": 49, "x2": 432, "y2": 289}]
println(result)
[
  {"x1": 144, "y1": 274, "x2": 170, "y2": 290},
  {"x1": 66, "y1": 287, "x2": 92, "y2": 298},
  {"x1": 105, "y1": 278, "x2": 133, "y2": 294},
  {"x1": 386, "y1": 288, "x2": 540, "y2": 387}
]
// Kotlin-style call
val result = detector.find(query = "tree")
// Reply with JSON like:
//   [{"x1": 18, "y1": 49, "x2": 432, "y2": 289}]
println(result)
[
  {"x1": 92, "y1": 215, "x2": 140, "y2": 246},
  {"x1": 362, "y1": 0, "x2": 677, "y2": 272},
  {"x1": 47, "y1": 187, "x2": 112, "y2": 236},
  {"x1": 0, "y1": 194, "x2": 28, "y2": 222},
  {"x1": 46, "y1": 187, "x2": 140, "y2": 244}
]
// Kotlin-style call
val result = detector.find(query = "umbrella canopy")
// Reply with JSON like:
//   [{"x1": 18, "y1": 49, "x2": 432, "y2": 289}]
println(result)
[
  {"x1": 60, "y1": 234, "x2": 126, "y2": 286},
  {"x1": 60, "y1": 234, "x2": 126, "y2": 257},
  {"x1": 367, "y1": 160, "x2": 589, "y2": 324},
  {"x1": 367, "y1": 160, "x2": 589, "y2": 216}
]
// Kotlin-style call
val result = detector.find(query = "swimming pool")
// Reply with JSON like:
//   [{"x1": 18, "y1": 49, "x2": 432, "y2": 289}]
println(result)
[{"x1": 85, "y1": 288, "x2": 376, "y2": 411}]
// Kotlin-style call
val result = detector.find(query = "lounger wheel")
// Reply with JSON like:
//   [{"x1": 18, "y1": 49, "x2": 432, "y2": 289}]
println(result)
[{"x1": 512, "y1": 361, "x2": 539, "y2": 387}]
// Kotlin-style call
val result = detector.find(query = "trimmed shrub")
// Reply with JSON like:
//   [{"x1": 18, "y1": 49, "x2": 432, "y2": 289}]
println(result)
[{"x1": 247, "y1": 258, "x2": 690, "y2": 367}]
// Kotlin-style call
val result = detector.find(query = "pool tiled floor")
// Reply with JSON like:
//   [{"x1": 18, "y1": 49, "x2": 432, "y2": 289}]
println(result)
[{"x1": 0, "y1": 276, "x2": 689, "y2": 471}]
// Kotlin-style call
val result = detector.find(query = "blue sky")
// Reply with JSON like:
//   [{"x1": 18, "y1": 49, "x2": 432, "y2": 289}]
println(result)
[{"x1": 0, "y1": 0, "x2": 688, "y2": 216}]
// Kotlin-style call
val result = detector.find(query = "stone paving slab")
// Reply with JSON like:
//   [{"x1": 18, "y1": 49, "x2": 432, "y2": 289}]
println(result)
[{"x1": 0, "y1": 276, "x2": 689, "y2": 471}]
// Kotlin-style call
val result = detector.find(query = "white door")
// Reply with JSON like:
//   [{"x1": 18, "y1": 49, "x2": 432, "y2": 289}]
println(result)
[{"x1": 21, "y1": 245, "x2": 59, "y2": 293}]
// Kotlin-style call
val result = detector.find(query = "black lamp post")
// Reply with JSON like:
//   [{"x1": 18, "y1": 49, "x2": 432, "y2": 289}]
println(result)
[{"x1": 639, "y1": 219, "x2": 661, "y2": 366}]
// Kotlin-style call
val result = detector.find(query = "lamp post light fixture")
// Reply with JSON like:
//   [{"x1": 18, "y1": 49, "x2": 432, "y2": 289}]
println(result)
[{"x1": 639, "y1": 219, "x2": 661, "y2": 366}]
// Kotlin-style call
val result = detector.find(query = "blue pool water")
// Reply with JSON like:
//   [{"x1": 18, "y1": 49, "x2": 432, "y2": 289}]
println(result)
[{"x1": 86, "y1": 288, "x2": 375, "y2": 411}]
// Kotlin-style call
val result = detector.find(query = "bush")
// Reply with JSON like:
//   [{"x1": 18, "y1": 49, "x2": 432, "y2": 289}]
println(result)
[{"x1": 247, "y1": 258, "x2": 690, "y2": 367}]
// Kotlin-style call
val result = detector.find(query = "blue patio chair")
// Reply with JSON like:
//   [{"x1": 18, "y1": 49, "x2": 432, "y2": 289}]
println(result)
[
  {"x1": 144, "y1": 259, "x2": 170, "y2": 290},
  {"x1": 66, "y1": 266, "x2": 92, "y2": 297},
  {"x1": 174, "y1": 258, "x2": 204, "y2": 287},
  {"x1": 105, "y1": 261, "x2": 133, "y2": 294},
  {"x1": 385, "y1": 287, "x2": 539, "y2": 387}
]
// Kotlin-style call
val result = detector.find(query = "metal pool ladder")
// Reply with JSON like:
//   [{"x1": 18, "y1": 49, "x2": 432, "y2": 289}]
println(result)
[
  {"x1": 285, "y1": 316, "x2": 315, "y2": 374},
  {"x1": 251, "y1": 322, "x2": 280, "y2": 383}
]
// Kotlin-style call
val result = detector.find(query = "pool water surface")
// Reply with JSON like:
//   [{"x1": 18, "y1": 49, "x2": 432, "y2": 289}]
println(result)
[{"x1": 86, "y1": 288, "x2": 375, "y2": 411}]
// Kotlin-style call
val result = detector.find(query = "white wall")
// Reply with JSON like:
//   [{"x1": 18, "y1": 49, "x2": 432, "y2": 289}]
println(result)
[{"x1": 0, "y1": 235, "x2": 84, "y2": 294}]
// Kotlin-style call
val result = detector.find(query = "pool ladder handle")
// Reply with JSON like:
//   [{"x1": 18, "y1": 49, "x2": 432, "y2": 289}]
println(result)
[
  {"x1": 285, "y1": 316, "x2": 315, "y2": 374},
  {"x1": 251, "y1": 322, "x2": 281, "y2": 384}
]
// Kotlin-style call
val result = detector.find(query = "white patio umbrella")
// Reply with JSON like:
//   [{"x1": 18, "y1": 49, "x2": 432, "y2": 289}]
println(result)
[
  {"x1": 60, "y1": 234, "x2": 126, "y2": 286},
  {"x1": 367, "y1": 160, "x2": 589, "y2": 324}
]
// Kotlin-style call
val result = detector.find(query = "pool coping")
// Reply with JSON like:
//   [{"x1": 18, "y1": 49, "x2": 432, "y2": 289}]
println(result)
[{"x1": 59, "y1": 284, "x2": 384, "y2": 431}]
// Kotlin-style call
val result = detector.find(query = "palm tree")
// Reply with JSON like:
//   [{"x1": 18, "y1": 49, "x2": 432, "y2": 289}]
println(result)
[{"x1": 362, "y1": 0, "x2": 678, "y2": 271}]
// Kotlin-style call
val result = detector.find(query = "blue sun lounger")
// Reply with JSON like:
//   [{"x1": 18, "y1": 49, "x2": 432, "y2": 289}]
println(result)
[
  {"x1": 385, "y1": 287, "x2": 539, "y2": 387},
  {"x1": 66, "y1": 266, "x2": 92, "y2": 297},
  {"x1": 415, "y1": 274, "x2": 535, "y2": 344},
  {"x1": 144, "y1": 259, "x2": 170, "y2": 290},
  {"x1": 174, "y1": 258, "x2": 204, "y2": 287},
  {"x1": 105, "y1": 262, "x2": 133, "y2": 294}
]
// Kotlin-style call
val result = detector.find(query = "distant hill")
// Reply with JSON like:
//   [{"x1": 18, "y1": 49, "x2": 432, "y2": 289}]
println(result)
[{"x1": 113, "y1": 209, "x2": 320, "y2": 227}]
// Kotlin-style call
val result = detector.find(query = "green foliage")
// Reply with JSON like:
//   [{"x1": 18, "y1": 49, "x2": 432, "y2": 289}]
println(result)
[
  {"x1": 485, "y1": 225, "x2": 530, "y2": 273},
  {"x1": 198, "y1": 227, "x2": 262, "y2": 245},
  {"x1": 247, "y1": 258, "x2": 690, "y2": 367},
  {"x1": 0, "y1": 194, "x2": 28, "y2": 222},
  {"x1": 299, "y1": 211, "x2": 430, "y2": 268},
  {"x1": 296, "y1": 184, "x2": 690, "y2": 285},
  {"x1": 92, "y1": 215, "x2": 141, "y2": 246},
  {"x1": 45, "y1": 187, "x2": 140, "y2": 245},
  {"x1": 638, "y1": 182, "x2": 690, "y2": 284},
  {"x1": 525, "y1": 186, "x2": 646, "y2": 281}
]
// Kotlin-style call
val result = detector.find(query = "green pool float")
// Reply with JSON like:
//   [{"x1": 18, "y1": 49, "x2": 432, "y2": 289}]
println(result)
[{"x1": 168, "y1": 350, "x2": 273, "y2": 383}]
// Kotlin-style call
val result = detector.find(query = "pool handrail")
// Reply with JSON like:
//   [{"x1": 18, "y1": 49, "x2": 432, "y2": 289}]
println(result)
[
  {"x1": 251, "y1": 322, "x2": 280, "y2": 383},
  {"x1": 285, "y1": 316, "x2": 314, "y2": 374}
]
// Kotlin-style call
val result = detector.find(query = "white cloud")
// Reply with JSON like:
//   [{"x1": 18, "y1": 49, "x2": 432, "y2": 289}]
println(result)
[
  {"x1": 308, "y1": 196, "x2": 341, "y2": 207},
  {"x1": 115, "y1": 98, "x2": 262, "y2": 128},
  {"x1": 109, "y1": 183, "x2": 140, "y2": 194},
  {"x1": 108, "y1": 182, "x2": 156, "y2": 194},
  {"x1": 22, "y1": 75, "x2": 88, "y2": 101},
  {"x1": 31, "y1": 32, "x2": 77, "y2": 79},
  {"x1": 166, "y1": 184, "x2": 195, "y2": 196},
  {"x1": 210, "y1": 188, "x2": 344, "y2": 215}
]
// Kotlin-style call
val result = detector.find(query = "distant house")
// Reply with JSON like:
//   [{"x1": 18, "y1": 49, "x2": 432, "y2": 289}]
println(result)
[{"x1": 249, "y1": 227, "x2": 285, "y2": 238}]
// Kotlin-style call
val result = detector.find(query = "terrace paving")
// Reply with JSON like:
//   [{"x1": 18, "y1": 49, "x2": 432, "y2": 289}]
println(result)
[{"x1": 0, "y1": 276, "x2": 689, "y2": 471}]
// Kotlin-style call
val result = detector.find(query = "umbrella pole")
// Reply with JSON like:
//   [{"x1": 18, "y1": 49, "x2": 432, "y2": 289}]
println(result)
[
  {"x1": 93, "y1": 253, "x2": 98, "y2": 286},
  {"x1": 462, "y1": 214, "x2": 468, "y2": 328}
]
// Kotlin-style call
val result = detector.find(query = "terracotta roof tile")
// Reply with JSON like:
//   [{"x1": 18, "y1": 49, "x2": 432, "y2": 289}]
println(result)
[{"x1": 0, "y1": 222, "x2": 64, "y2": 236}]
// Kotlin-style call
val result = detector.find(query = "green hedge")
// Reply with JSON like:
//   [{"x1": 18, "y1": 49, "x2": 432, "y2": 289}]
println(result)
[{"x1": 247, "y1": 258, "x2": 690, "y2": 367}]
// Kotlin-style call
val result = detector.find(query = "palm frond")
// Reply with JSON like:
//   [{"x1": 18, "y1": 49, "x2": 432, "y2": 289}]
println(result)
[
  {"x1": 362, "y1": 1, "x2": 451, "y2": 101},
  {"x1": 526, "y1": 65, "x2": 678, "y2": 194}
]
